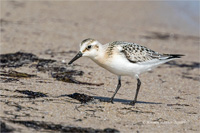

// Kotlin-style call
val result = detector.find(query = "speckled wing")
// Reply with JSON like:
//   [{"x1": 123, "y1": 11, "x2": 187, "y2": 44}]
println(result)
[
  {"x1": 109, "y1": 41, "x2": 183, "y2": 63},
  {"x1": 113, "y1": 41, "x2": 162, "y2": 63}
]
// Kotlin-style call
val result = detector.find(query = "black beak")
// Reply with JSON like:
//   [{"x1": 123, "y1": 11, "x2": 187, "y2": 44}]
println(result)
[{"x1": 68, "y1": 51, "x2": 82, "y2": 65}]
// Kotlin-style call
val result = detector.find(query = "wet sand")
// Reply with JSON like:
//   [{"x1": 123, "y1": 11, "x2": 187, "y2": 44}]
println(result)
[{"x1": 0, "y1": 1, "x2": 199, "y2": 132}]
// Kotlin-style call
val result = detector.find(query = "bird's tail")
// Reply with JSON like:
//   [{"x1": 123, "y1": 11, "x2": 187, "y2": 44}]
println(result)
[{"x1": 163, "y1": 54, "x2": 185, "y2": 60}]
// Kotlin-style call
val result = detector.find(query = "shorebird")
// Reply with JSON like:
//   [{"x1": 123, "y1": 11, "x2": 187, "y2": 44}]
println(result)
[{"x1": 68, "y1": 38, "x2": 184, "y2": 105}]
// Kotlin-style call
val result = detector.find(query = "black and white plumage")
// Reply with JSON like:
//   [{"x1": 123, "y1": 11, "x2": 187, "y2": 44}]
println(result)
[
  {"x1": 69, "y1": 39, "x2": 184, "y2": 105},
  {"x1": 109, "y1": 41, "x2": 183, "y2": 63}
]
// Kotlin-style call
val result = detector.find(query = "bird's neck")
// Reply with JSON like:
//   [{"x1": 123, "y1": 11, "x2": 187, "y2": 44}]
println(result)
[{"x1": 91, "y1": 44, "x2": 108, "y2": 66}]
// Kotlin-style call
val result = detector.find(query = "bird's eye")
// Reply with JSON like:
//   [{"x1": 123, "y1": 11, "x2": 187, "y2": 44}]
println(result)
[{"x1": 87, "y1": 45, "x2": 92, "y2": 49}]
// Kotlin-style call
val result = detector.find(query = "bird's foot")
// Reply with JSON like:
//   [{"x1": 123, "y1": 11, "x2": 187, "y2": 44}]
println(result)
[
  {"x1": 108, "y1": 98, "x2": 114, "y2": 104},
  {"x1": 129, "y1": 101, "x2": 136, "y2": 106}
]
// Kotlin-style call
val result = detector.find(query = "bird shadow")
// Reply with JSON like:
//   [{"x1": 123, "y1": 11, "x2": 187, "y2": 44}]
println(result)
[
  {"x1": 165, "y1": 61, "x2": 200, "y2": 70},
  {"x1": 93, "y1": 96, "x2": 162, "y2": 105},
  {"x1": 59, "y1": 93, "x2": 162, "y2": 105}
]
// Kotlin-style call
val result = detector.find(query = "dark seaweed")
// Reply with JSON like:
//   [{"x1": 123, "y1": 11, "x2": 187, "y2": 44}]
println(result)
[
  {"x1": 67, "y1": 93, "x2": 94, "y2": 103},
  {"x1": 0, "y1": 52, "x2": 56, "y2": 70},
  {"x1": 0, "y1": 70, "x2": 36, "y2": 78},
  {"x1": 9, "y1": 120, "x2": 119, "y2": 133},
  {"x1": 181, "y1": 74, "x2": 200, "y2": 81},
  {"x1": 35, "y1": 59, "x2": 56, "y2": 72},
  {"x1": 167, "y1": 103, "x2": 190, "y2": 106},
  {"x1": 0, "y1": 77, "x2": 19, "y2": 83},
  {"x1": 140, "y1": 32, "x2": 200, "y2": 40},
  {"x1": 0, "y1": 51, "x2": 103, "y2": 86},
  {"x1": 0, "y1": 94, "x2": 33, "y2": 99},
  {"x1": 0, "y1": 52, "x2": 38, "y2": 68},
  {"x1": 1, "y1": 100, "x2": 38, "y2": 111},
  {"x1": 15, "y1": 90, "x2": 48, "y2": 98},
  {"x1": 34, "y1": 58, "x2": 103, "y2": 86},
  {"x1": 0, "y1": 121, "x2": 15, "y2": 132}
]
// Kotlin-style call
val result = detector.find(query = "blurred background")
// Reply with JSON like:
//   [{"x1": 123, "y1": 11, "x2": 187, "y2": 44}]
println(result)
[
  {"x1": 0, "y1": 1, "x2": 199, "y2": 132},
  {"x1": 1, "y1": 1, "x2": 199, "y2": 61}
]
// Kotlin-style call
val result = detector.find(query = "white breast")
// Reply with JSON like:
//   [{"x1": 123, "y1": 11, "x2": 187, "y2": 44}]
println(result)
[{"x1": 90, "y1": 45, "x2": 155, "y2": 77}]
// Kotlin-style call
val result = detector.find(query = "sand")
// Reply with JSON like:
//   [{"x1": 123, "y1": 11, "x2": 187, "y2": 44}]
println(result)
[{"x1": 0, "y1": 1, "x2": 199, "y2": 133}]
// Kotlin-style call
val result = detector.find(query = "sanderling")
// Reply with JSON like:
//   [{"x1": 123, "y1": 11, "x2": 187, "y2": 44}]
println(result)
[{"x1": 68, "y1": 38, "x2": 184, "y2": 105}]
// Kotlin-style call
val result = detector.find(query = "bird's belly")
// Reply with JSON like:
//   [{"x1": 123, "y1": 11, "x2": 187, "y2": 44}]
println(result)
[
  {"x1": 92, "y1": 56, "x2": 151, "y2": 76},
  {"x1": 105, "y1": 62, "x2": 139, "y2": 76},
  {"x1": 98, "y1": 58, "x2": 141, "y2": 76}
]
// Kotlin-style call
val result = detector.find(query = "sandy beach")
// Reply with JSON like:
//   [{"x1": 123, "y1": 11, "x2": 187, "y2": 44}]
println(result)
[{"x1": 0, "y1": 1, "x2": 199, "y2": 132}]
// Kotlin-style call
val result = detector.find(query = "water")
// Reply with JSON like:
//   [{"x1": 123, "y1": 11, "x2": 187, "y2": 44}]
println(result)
[{"x1": 167, "y1": 1, "x2": 199, "y2": 35}]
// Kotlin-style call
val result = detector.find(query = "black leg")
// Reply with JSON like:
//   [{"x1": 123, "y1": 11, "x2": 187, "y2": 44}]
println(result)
[
  {"x1": 110, "y1": 76, "x2": 121, "y2": 103},
  {"x1": 130, "y1": 78, "x2": 141, "y2": 106}
]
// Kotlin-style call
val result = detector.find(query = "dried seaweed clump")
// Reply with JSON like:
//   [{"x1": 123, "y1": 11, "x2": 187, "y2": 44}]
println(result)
[
  {"x1": 67, "y1": 93, "x2": 94, "y2": 103},
  {"x1": 0, "y1": 52, "x2": 38, "y2": 68}
]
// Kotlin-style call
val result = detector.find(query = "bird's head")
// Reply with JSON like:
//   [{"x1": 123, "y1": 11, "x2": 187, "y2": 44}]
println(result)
[{"x1": 68, "y1": 38, "x2": 101, "y2": 65}]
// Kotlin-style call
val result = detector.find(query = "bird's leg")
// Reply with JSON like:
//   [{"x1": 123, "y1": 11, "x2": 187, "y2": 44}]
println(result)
[
  {"x1": 130, "y1": 78, "x2": 141, "y2": 106},
  {"x1": 109, "y1": 76, "x2": 121, "y2": 103}
]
